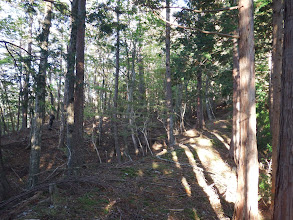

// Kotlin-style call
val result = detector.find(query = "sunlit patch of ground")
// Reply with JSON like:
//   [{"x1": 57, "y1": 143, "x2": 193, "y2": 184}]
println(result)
[{"x1": 173, "y1": 121, "x2": 237, "y2": 219}]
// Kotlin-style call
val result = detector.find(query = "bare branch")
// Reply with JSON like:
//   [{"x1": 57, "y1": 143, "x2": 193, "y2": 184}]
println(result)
[
  {"x1": 3, "y1": 43, "x2": 23, "y2": 74},
  {"x1": 0, "y1": 40, "x2": 31, "y2": 55},
  {"x1": 153, "y1": 11, "x2": 239, "y2": 39}
]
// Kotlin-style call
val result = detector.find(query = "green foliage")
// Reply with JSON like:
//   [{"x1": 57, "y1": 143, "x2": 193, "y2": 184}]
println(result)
[
  {"x1": 259, "y1": 172, "x2": 271, "y2": 204},
  {"x1": 255, "y1": 71, "x2": 271, "y2": 153},
  {"x1": 84, "y1": 103, "x2": 97, "y2": 119}
]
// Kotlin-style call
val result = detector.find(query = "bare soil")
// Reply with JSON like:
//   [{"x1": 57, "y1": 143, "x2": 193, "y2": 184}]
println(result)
[{"x1": 0, "y1": 112, "x2": 270, "y2": 220}]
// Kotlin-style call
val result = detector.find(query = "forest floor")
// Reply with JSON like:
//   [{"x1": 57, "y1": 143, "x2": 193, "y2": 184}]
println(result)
[{"x1": 0, "y1": 108, "x2": 270, "y2": 220}]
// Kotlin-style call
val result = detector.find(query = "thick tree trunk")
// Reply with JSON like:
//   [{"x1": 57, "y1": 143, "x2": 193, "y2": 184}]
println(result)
[
  {"x1": 165, "y1": 0, "x2": 175, "y2": 147},
  {"x1": 28, "y1": 2, "x2": 52, "y2": 188},
  {"x1": 63, "y1": 0, "x2": 78, "y2": 167},
  {"x1": 113, "y1": 2, "x2": 122, "y2": 163},
  {"x1": 273, "y1": 1, "x2": 293, "y2": 219},
  {"x1": 71, "y1": 0, "x2": 86, "y2": 171},
  {"x1": 233, "y1": 0, "x2": 259, "y2": 218},
  {"x1": 196, "y1": 70, "x2": 204, "y2": 129},
  {"x1": 270, "y1": 0, "x2": 283, "y2": 212},
  {"x1": 230, "y1": 34, "x2": 240, "y2": 162}
]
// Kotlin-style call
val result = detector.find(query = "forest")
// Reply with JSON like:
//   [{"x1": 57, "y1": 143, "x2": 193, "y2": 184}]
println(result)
[{"x1": 0, "y1": 0, "x2": 291, "y2": 219}]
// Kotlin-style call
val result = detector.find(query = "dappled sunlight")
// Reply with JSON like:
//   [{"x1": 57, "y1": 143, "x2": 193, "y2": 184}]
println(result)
[
  {"x1": 184, "y1": 133, "x2": 236, "y2": 204},
  {"x1": 183, "y1": 129, "x2": 199, "y2": 137},
  {"x1": 171, "y1": 151, "x2": 181, "y2": 169},
  {"x1": 181, "y1": 177, "x2": 192, "y2": 197},
  {"x1": 197, "y1": 137, "x2": 213, "y2": 148},
  {"x1": 210, "y1": 131, "x2": 231, "y2": 150},
  {"x1": 138, "y1": 169, "x2": 144, "y2": 177},
  {"x1": 152, "y1": 142, "x2": 163, "y2": 151},
  {"x1": 152, "y1": 162, "x2": 160, "y2": 169},
  {"x1": 193, "y1": 145, "x2": 236, "y2": 203},
  {"x1": 179, "y1": 143, "x2": 226, "y2": 219}
]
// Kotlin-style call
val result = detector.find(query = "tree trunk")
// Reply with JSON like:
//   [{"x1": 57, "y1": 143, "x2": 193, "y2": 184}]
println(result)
[
  {"x1": 233, "y1": 0, "x2": 259, "y2": 218},
  {"x1": 273, "y1": 1, "x2": 293, "y2": 218},
  {"x1": 3, "y1": 84, "x2": 15, "y2": 132},
  {"x1": 48, "y1": 71, "x2": 55, "y2": 114},
  {"x1": 230, "y1": 34, "x2": 240, "y2": 162},
  {"x1": 28, "y1": 2, "x2": 52, "y2": 188},
  {"x1": 165, "y1": 0, "x2": 175, "y2": 147},
  {"x1": 98, "y1": 78, "x2": 105, "y2": 145},
  {"x1": 128, "y1": 42, "x2": 139, "y2": 155},
  {"x1": 21, "y1": 10, "x2": 33, "y2": 130},
  {"x1": 138, "y1": 47, "x2": 146, "y2": 102},
  {"x1": 0, "y1": 106, "x2": 8, "y2": 135},
  {"x1": 71, "y1": 0, "x2": 86, "y2": 171},
  {"x1": 56, "y1": 52, "x2": 62, "y2": 120},
  {"x1": 270, "y1": 0, "x2": 283, "y2": 212},
  {"x1": 205, "y1": 75, "x2": 213, "y2": 121},
  {"x1": 65, "y1": 0, "x2": 78, "y2": 173},
  {"x1": 113, "y1": 2, "x2": 122, "y2": 163},
  {"x1": 196, "y1": 70, "x2": 204, "y2": 129}
]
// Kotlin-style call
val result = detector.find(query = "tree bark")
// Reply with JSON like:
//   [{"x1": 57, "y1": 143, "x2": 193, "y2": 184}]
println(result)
[
  {"x1": 65, "y1": 0, "x2": 78, "y2": 173},
  {"x1": 205, "y1": 75, "x2": 213, "y2": 121},
  {"x1": 21, "y1": 7, "x2": 33, "y2": 130},
  {"x1": 113, "y1": 2, "x2": 122, "y2": 163},
  {"x1": 270, "y1": 0, "x2": 283, "y2": 212},
  {"x1": 196, "y1": 70, "x2": 204, "y2": 129},
  {"x1": 0, "y1": 106, "x2": 8, "y2": 135},
  {"x1": 138, "y1": 47, "x2": 146, "y2": 102},
  {"x1": 28, "y1": 2, "x2": 52, "y2": 188},
  {"x1": 128, "y1": 42, "x2": 139, "y2": 155},
  {"x1": 233, "y1": 0, "x2": 259, "y2": 218},
  {"x1": 273, "y1": 1, "x2": 293, "y2": 219},
  {"x1": 165, "y1": 0, "x2": 175, "y2": 147},
  {"x1": 230, "y1": 34, "x2": 240, "y2": 162},
  {"x1": 71, "y1": 0, "x2": 86, "y2": 171}
]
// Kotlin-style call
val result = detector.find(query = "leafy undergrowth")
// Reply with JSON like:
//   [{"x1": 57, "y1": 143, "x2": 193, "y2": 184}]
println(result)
[{"x1": 0, "y1": 115, "x2": 270, "y2": 220}]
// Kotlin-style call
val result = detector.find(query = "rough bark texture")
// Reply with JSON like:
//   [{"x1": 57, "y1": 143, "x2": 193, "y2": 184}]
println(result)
[
  {"x1": 270, "y1": 0, "x2": 283, "y2": 211},
  {"x1": 21, "y1": 0, "x2": 34, "y2": 130},
  {"x1": 165, "y1": 0, "x2": 175, "y2": 147},
  {"x1": 138, "y1": 47, "x2": 146, "y2": 102},
  {"x1": 28, "y1": 2, "x2": 52, "y2": 188},
  {"x1": 72, "y1": 0, "x2": 86, "y2": 171},
  {"x1": 64, "y1": 0, "x2": 78, "y2": 171},
  {"x1": 273, "y1": 1, "x2": 293, "y2": 219},
  {"x1": 196, "y1": 70, "x2": 204, "y2": 129},
  {"x1": 205, "y1": 76, "x2": 212, "y2": 121},
  {"x1": 113, "y1": 2, "x2": 122, "y2": 163},
  {"x1": 128, "y1": 42, "x2": 139, "y2": 154},
  {"x1": 233, "y1": 0, "x2": 259, "y2": 218},
  {"x1": 230, "y1": 35, "x2": 240, "y2": 163}
]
